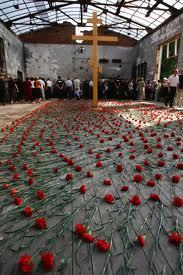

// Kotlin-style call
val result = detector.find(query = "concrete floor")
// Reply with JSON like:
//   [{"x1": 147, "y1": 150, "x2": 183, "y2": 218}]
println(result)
[{"x1": 0, "y1": 101, "x2": 46, "y2": 129}]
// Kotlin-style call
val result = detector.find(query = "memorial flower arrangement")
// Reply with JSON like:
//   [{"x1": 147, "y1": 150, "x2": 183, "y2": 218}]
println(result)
[{"x1": 0, "y1": 100, "x2": 182, "y2": 273}]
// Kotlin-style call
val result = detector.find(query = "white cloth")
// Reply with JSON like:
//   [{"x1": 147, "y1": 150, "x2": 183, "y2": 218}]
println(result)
[
  {"x1": 65, "y1": 80, "x2": 72, "y2": 87},
  {"x1": 39, "y1": 79, "x2": 45, "y2": 89},
  {"x1": 89, "y1": 80, "x2": 93, "y2": 87},
  {"x1": 46, "y1": 80, "x2": 52, "y2": 87},
  {"x1": 73, "y1": 79, "x2": 80, "y2": 90},
  {"x1": 31, "y1": 81, "x2": 35, "y2": 88},
  {"x1": 168, "y1": 75, "x2": 179, "y2": 87}
]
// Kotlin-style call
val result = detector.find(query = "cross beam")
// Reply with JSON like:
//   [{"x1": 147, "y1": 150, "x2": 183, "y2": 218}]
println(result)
[{"x1": 72, "y1": 12, "x2": 118, "y2": 108}]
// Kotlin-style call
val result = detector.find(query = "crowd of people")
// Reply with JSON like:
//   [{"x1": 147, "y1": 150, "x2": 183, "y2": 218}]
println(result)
[{"x1": 0, "y1": 69, "x2": 182, "y2": 107}]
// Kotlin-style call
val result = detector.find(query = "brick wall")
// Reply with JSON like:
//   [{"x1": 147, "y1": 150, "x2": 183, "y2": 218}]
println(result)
[
  {"x1": 19, "y1": 22, "x2": 137, "y2": 47},
  {"x1": 19, "y1": 22, "x2": 75, "y2": 44}
]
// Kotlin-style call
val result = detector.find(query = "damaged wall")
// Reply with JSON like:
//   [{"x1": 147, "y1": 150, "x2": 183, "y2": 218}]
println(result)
[
  {"x1": 24, "y1": 43, "x2": 137, "y2": 80},
  {"x1": 135, "y1": 14, "x2": 183, "y2": 80},
  {"x1": 0, "y1": 21, "x2": 24, "y2": 77}
]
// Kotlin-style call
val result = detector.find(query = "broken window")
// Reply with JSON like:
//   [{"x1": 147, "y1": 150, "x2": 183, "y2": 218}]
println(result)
[{"x1": 157, "y1": 36, "x2": 181, "y2": 80}]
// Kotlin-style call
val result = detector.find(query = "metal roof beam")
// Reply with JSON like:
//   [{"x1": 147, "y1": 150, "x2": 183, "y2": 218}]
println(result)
[
  {"x1": 6, "y1": 2, "x2": 71, "y2": 23},
  {"x1": 91, "y1": 3, "x2": 151, "y2": 30}
]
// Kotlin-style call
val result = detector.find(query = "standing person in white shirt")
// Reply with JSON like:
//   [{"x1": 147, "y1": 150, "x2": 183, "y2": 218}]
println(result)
[
  {"x1": 65, "y1": 77, "x2": 73, "y2": 99},
  {"x1": 167, "y1": 69, "x2": 179, "y2": 107},
  {"x1": 39, "y1": 77, "x2": 45, "y2": 101},
  {"x1": 89, "y1": 80, "x2": 93, "y2": 99},
  {"x1": 46, "y1": 78, "x2": 52, "y2": 99},
  {"x1": 73, "y1": 78, "x2": 81, "y2": 100}
]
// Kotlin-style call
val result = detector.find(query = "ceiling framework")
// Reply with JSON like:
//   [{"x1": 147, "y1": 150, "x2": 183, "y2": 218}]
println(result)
[{"x1": 0, "y1": 0, "x2": 182, "y2": 40}]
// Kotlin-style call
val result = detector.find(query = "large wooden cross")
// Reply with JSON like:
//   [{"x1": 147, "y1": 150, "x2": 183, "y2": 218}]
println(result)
[{"x1": 72, "y1": 12, "x2": 118, "y2": 108}]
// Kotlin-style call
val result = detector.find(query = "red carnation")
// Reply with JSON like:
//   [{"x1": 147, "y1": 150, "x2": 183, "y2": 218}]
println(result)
[
  {"x1": 67, "y1": 159, "x2": 74, "y2": 166},
  {"x1": 74, "y1": 165, "x2": 82, "y2": 172},
  {"x1": 88, "y1": 149, "x2": 93, "y2": 154},
  {"x1": 106, "y1": 147, "x2": 111, "y2": 153},
  {"x1": 167, "y1": 146, "x2": 173, "y2": 151},
  {"x1": 41, "y1": 252, "x2": 54, "y2": 271},
  {"x1": 172, "y1": 196, "x2": 183, "y2": 207},
  {"x1": 171, "y1": 175, "x2": 180, "y2": 183},
  {"x1": 10, "y1": 188, "x2": 17, "y2": 196},
  {"x1": 130, "y1": 155, "x2": 135, "y2": 159},
  {"x1": 53, "y1": 167, "x2": 59, "y2": 173},
  {"x1": 173, "y1": 154, "x2": 179, "y2": 160},
  {"x1": 156, "y1": 143, "x2": 162, "y2": 149},
  {"x1": 37, "y1": 190, "x2": 46, "y2": 200},
  {"x1": 116, "y1": 144, "x2": 121, "y2": 149},
  {"x1": 14, "y1": 196, "x2": 22, "y2": 206},
  {"x1": 158, "y1": 161, "x2": 165, "y2": 167},
  {"x1": 143, "y1": 160, "x2": 150, "y2": 166},
  {"x1": 65, "y1": 173, "x2": 73, "y2": 181},
  {"x1": 82, "y1": 233, "x2": 95, "y2": 243},
  {"x1": 28, "y1": 178, "x2": 34, "y2": 185},
  {"x1": 87, "y1": 171, "x2": 93, "y2": 177},
  {"x1": 133, "y1": 174, "x2": 143, "y2": 183},
  {"x1": 96, "y1": 239, "x2": 110, "y2": 252},
  {"x1": 35, "y1": 217, "x2": 47, "y2": 229},
  {"x1": 96, "y1": 153, "x2": 101, "y2": 159},
  {"x1": 2, "y1": 183, "x2": 9, "y2": 189},
  {"x1": 149, "y1": 193, "x2": 160, "y2": 201},
  {"x1": 135, "y1": 165, "x2": 142, "y2": 172},
  {"x1": 117, "y1": 164, "x2": 123, "y2": 172},
  {"x1": 155, "y1": 174, "x2": 162, "y2": 180},
  {"x1": 146, "y1": 180, "x2": 155, "y2": 187},
  {"x1": 130, "y1": 195, "x2": 141, "y2": 206},
  {"x1": 80, "y1": 185, "x2": 87, "y2": 194},
  {"x1": 169, "y1": 232, "x2": 182, "y2": 246},
  {"x1": 121, "y1": 185, "x2": 129, "y2": 191},
  {"x1": 158, "y1": 152, "x2": 164, "y2": 158},
  {"x1": 79, "y1": 143, "x2": 83, "y2": 148},
  {"x1": 96, "y1": 161, "x2": 103, "y2": 168},
  {"x1": 176, "y1": 163, "x2": 183, "y2": 170},
  {"x1": 118, "y1": 152, "x2": 123, "y2": 157},
  {"x1": 147, "y1": 148, "x2": 153, "y2": 154},
  {"x1": 10, "y1": 164, "x2": 16, "y2": 171},
  {"x1": 13, "y1": 173, "x2": 19, "y2": 181},
  {"x1": 19, "y1": 254, "x2": 33, "y2": 273},
  {"x1": 27, "y1": 169, "x2": 33, "y2": 176},
  {"x1": 23, "y1": 207, "x2": 33, "y2": 217},
  {"x1": 137, "y1": 235, "x2": 145, "y2": 247},
  {"x1": 100, "y1": 138, "x2": 105, "y2": 143},
  {"x1": 103, "y1": 178, "x2": 112, "y2": 185},
  {"x1": 103, "y1": 194, "x2": 114, "y2": 204},
  {"x1": 75, "y1": 224, "x2": 86, "y2": 236}
]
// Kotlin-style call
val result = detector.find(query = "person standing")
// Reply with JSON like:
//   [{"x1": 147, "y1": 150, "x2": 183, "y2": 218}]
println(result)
[
  {"x1": 34, "y1": 77, "x2": 42, "y2": 102},
  {"x1": 138, "y1": 77, "x2": 145, "y2": 100},
  {"x1": 39, "y1": 77, "x2": 45, "y2": 101},
  {"x1": 8, "y1": 76, "x2": 17, "y2": 103},
  {"x1": 65, "y1": 77, "x2": 73, "y2": 99},
  {"x1": 55, "y1": 76, "x2": 65, "y2": 99},
  {"x1": 176, "y1": 69, "x2": 183, "y2": 107},
  {"x1": 73, "y1": 77, "x2": 81, "y2": 100},
  {"x1": 167, "y1": 69, "x2": 179, "y2": 107},
  {"x1": 46, "y1": 78, "x2": 52, "y2": 99},
  {"x1": 89, "y1": 80, "x2": 93, "y2": 99},
  {"x1": 160, "y1": 78, "x2": 169, "y2": 106},
  {"x1": 82, "y1": 79, "x2": 89, "y2": 99},
  {"x1": 0, "y1": 74, "x2": 6, "y2": 105},
  {"x1": 23, "y1": 77, "x2": 32, "y2": 102}
]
